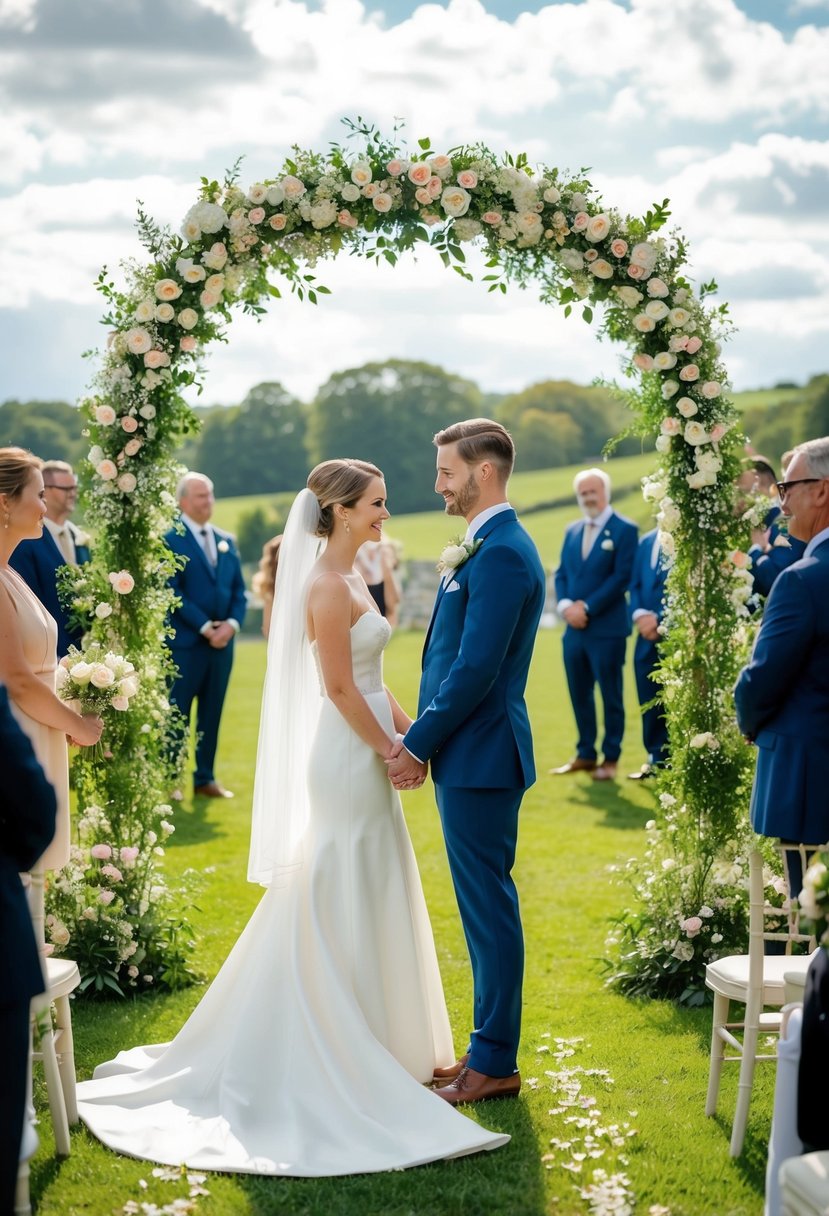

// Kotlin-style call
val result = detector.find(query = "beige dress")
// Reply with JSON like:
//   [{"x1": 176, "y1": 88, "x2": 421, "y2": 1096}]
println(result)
[{"x1": 0, "y1": 564, "x2": 70, "y2": 871}]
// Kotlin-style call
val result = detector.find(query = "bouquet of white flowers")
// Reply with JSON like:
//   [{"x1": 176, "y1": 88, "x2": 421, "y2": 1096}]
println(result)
[{"x1": 57, "y1": 642, "x2": 140, "y2": 716}]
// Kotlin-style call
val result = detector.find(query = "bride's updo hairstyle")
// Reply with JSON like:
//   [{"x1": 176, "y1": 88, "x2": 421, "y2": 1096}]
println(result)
[
  {"x1": 307, "y1": 459, "x2": 383, "y2": 538},
  {"x1": 0, "y1": 446, "x2": 42, "y2": 502}
]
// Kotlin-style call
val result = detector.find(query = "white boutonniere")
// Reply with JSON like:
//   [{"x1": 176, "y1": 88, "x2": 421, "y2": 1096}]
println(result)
[
  {"x1": 600, "y1": 534, "x2": 614, "y2": 551},
  {"x1": 772, "y1": 535, "x2": 791, "y2": 549},
  {"x1": 437, "y1": 536, "x2": 482, "y2": 576},
  {"x1": 216, "y1": 539, "x2": 230, "y2": 554},
  {"x1": 73, "y1": 529, "x2": 91, "y2": 548}
]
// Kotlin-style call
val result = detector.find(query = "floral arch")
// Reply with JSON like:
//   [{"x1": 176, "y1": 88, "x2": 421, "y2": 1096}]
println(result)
[{"x1": 54, "y1": 120, "x2": 754, "y2": 1000}]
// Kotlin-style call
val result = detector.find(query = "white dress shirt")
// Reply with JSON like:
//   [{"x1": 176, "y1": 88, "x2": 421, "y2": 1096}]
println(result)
[
  {"x1": 43, "y1": 517, "x2": 77, "y2": 564},
  {"x1": 557, "y1": 505, "x2": 614, "y2": 614},
  {"x1": 181, "y1": 513, "x2": 240, "y2": 635}
]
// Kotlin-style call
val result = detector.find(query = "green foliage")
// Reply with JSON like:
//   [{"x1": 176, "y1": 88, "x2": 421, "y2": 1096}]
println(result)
[
  {"x1": 235, "y1": 502, "x2": 286, "y2": 563},
  {"x1": 193, "y1": 381, "x2": 308, "y2": 496},
  {"x1": 308, "y1": 359, "x2": 484, "y2": 514},
  {"x1": 0, "y1": 398, "x2": 86, "y2": 465},
  {"x1": 497, "y1": 380, "x2": 642, "y2": 469}
]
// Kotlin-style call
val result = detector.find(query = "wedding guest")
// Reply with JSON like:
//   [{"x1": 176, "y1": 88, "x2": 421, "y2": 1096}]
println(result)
[
  {"x1": 0, "y1": 448, "x2": 103, "y2": 882},
  {"x1": 734, "y1": 436, "x2": 829, "y2": 896},
  {"x1": 354, "y1": 538, "x2": 401, "y2": 627},
  {"x1": 252, "y1": 534, "x2": 282, "y2": 638},
  {"x1": 735, "y1": 455, "x2": 805, "y2": 598},
  {"x1": 166, "y1": 473, "x2": 247, "y2": 799},
  {"x1": 628, "y1": 527, "x2": 669, "y2": 780},
  {"x1": 551, "y1": 468, "x2": 638, "y2": 782},
  {"x1": 10, "y1": 459, "x2": 91, "y2": 656},
  {"x1": 0, "y1": 683, "x2": 57, "y2": 1214}
]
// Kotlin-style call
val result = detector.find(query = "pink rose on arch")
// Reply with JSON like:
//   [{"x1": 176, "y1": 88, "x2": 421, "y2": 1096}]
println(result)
[
  {"x1": 609, "y1": 238, "x2": 628, "y2": 258},
  {"x1": 408, "y1": 162, "x2": 432, "y2": 187},
  {"x1": 124, "y1": 439, "x2": 142, "y2": 457},
  {"x1": 117, "y1": 472, "x2": 137, "y2": 493},
  {"x1": 154, "y1": 279, "x2": 182, "y2": 302},
  {"x1": 627, "y1": 263, "x2": 647, "y2": 280},
  {"x1": 101, "y1": 864, "x2": 123, "y2": 883},
  {"x1": 430, "y1": 154, "x2": 452, "y2": 179},
  {"x1": 121, "y1": 415, "x2": 138, "y2": 433},
  {"x1": 98, "y1": 890, "x2": 116, "y2": 906},
  {"x1": 679, "y1": 364, "x2": 700, "y2": 382},
  {"x1": 96, "y1": 460, "x2": 117, "y2": 481},
  {"x1": 633, "y1": 353, "x2": 654, "y2": 371},
  {"x1": 125, "y1": 327, "x2": 152, "y2": 355},
  {"x1": 633, "y1": 314, "x2": 656, "y2": 333},
  {"x1": 685, "y1": 336, "x2": 703, "y2": 355},
  {"x1": 701, "y1": 381, "x2": 722, "y2": 399},
  {"x1": 180, "y1": 335, "x2": 197, "y2": 353},
  {"x1": 731, "y1": 550, "x2": 751, "y2": 569},
  {"x1": 119, "y1": 846, "x2": 139, "y2": 864},
  {"x1": 386, "y1": 159, "x2": 407, "y2": 177},
  {"x1": 426, "y1": 175, "x2": 442, "y2": 199},
  {"x1": 247, "y1": 207, "x2": 265, "y2": 225},
  {"x1": 337, "y1": 209, "x2": 358, "y2": 228},
  {"x1": 572, "y1": 211, "x2": 589, "y2": 231},
  {"x1": 482, "y1": 211, "x2": 502, "y2": 225},
  {"x1": 91, "y1": 843, "x2": 112, "y2": 860},
  {"x1": 681, "y1": 916, "x2": 703, "y2": 937},
  {"x1": 144, "y1": 349, "x2": 170, "y2": 370},
  {"x1": 457, "y1": 169, "x2": 478, "y2": 189},
  {"x1": 373, "y1": 192, "x2": 392, "y2": 213},
  {"x1": 415, "y1": 187, "x2": 431, "y2": 206},
  {"x1": 109, "y1": 570, "x2": 135, "y2": 595},
  {"x1": 362, "y1": 181, "x2": 380, "y2": 198},
  {"x1": 585, "y1": 213, "x2": 610, "y2": 242},
  {"x1": 661, "y1": 417, "x2": 682, "y2": 436},
  {"x1": 200, "y1": 290, "x2": 221, "y2": 309},
  {"x1": 646, "y1": 277, "x2": 670, "y2": 298},
  {"x1": 268, "y1": 214, "x2": 287, "y2": 232},
  {"x1": 710, "y1": 422, "x2": 728, "y2": 442}
]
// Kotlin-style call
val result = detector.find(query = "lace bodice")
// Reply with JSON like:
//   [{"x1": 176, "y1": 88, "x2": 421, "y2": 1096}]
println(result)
[{"x1": 312, "y1": 610, "x2": 391, "y2": 696}]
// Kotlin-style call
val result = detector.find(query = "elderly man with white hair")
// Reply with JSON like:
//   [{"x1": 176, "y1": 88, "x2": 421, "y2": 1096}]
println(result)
[
  {"x1": 551, "y1": 467, "x2": 638, "y2": 781},
  {"x1": 165, "y1": 472, "x2": 247, "y2": 799}
]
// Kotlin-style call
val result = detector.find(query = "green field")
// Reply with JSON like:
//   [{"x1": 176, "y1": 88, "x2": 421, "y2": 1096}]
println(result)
[{"x1": 30, "y1": 633, "x2": 769, "y2": 1216}]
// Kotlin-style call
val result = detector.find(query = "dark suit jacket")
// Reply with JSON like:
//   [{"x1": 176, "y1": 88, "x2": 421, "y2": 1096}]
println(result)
[
  {"x1": 749, "y1": 505, "x2": 806, "y2": 598},
  {"x1": 554, "y1": 510, "x2": 638, "y2": 638},
  {"x1": 165, "y1": 520, "x2": 247, "y2": 650},
  {"x1": 798, "y1": 948, "x2": 829, "y2": 1150},
  {"x1": 734, "y1": 536, "x2": 829, "y2": 842},
  {"x1": 629, "y1": 529, "x2": 668, "y2": 666},
  {"x1": 405, "y1": 509, "x2": 546, "y2": 790},
  {"x1": 0, "y1": 686, "x2": 57, "y2": 1008},
  {"x1": 9, "y1": 527, "x2": 90, "y2": 656}
]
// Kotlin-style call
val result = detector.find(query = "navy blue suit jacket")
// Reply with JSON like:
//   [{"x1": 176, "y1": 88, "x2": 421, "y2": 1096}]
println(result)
[
  {"x1": 165, "y1": 521, "x2": 247, "y2": 650},
  {"x1": 9, "y1": 528, "x2": 90, "y2": 656},
  {"x1": 405, "y1": 509, "x2": 546, "y2": 790},
  {"x1": 629, "y1": 529, "x2": 668, "y2": 666},
  {"x1": 734, "y1": 537, "x2": 829, "y2": 842},
  {"x1": 749, "y1": 505, "x2": 807, "y2": 598},
  {"x1": 554, "y1": 510, "x2": 638, "y2": 638},
  {"x1": 0, "y1": 685, "x2": 57, "y2": 1008}
]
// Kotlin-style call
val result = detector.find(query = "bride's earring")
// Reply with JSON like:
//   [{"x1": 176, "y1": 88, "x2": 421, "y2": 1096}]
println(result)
[
  {"x1": 2, "y1": 510, "x2": 9, "y2": 530},
  {"x1": 343, "y1": 515, "x2": 350, "y2": 535}
]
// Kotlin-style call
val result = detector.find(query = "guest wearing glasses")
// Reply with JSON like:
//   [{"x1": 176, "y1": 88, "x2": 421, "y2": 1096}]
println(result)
[
  {"x1": 735, "y1": 436, "x2": 829, "y2": 896},
  {"x1": 10, "y1": 459, "x2": 90, "y2": 657}
]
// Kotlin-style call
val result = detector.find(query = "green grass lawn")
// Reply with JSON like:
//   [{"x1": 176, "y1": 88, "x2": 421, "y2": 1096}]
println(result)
[{"x1": 31, "y1": 632, "x2": 769, "y2": 1216}]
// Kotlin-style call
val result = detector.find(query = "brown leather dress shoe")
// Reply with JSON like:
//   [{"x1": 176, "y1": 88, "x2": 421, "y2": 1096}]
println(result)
[
  {"x1": 433, "y1": 1054, "x2": 469, "y2": 1085},
  {"x1": 549, "y1": 757, "x2": 597, "y2": 775},
  {"x1": 592, "y1": 762, "x2": 618, "y2": 782},
  {"x1": 193, "y1": 781, "x2": 234, "y2": 799},
  {"x1": 434, "y1": 1065, "x2": 521, "y2": 1105}
]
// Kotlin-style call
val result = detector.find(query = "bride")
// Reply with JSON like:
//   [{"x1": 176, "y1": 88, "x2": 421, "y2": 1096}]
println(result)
[{"x1": 77, "y1": 459, "x2": 509, "y2": 1175}]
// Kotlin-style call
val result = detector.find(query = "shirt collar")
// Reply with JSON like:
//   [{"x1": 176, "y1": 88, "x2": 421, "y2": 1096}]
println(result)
[
  {"x1": 466, "y1": 502, "x2": 512, "y2": 540},
  {"x1": 583, "y1": 505, "x2": 613, "y2": 531},
  {"x1": 182, "y1": 513, "x2": 211, "y2": 539},
  {"x1": 804, "y1": 523, "x2": 829, "y2": 559}
]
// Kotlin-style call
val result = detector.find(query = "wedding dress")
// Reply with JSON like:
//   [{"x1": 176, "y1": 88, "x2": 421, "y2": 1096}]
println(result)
[{"x1": 77, "y1": 611, "x2": 508, "y2": 1174}]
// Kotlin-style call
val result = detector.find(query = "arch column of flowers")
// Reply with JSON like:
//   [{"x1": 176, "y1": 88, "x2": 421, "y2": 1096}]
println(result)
[{"x1": 52, "y1": 120, "x2": 755, "y2": 999}]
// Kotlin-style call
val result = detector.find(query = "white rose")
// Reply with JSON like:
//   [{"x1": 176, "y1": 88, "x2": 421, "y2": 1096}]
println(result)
[
  {"x1": 310, "y1": 199, "x2": 338, "y2": 228},
  {"x1": 265, "y1": 185, "x2": 285, "y2": 207},
  {"x1": 684, "y1": 421, "x2": 709, "y2": 446},
  {"x1": 630, "y1": 241, "x2": 657, "y2": 272},
  {"x1": 441, "y1": 186, "x2": 471, "y2": 218},
  {"x1": 655, "y1": 434, "x2": 672, "y2": 454},
  {"x1": 440, "y1": 544, "x2": 467, "y2": 569},
  {"x1": 340, "y1": 182, "x2": 360, "y2": 202},
  {"x1": 658, "y1": 531, "x2": 676, "y2": 559},
  {"x1": 558, "y1": 247, "x2": 585, "y2": 272},
  {"x1": 642, "y1": 479, "x2": 667, "y2": 501},
  {"x1": 95, "y1": 405, "x2": 116, "y2": 426},
  {"x1": 585, "y1": 213, "x2": 610, "y2": 242},
  {"x1": 247, "y1": 182, "x2": 267, "y2": 204},
  {"x1": 589, "y1": 259, "x2": 614, "y2": 279},
  {"x1": 668, "y1": 307, "x2": 691, "y2": 327},
  {"x1": 88, "y1": 444, "x2": 104, "y2": 464},
  {"x1": 676, "y1": 396, "x2": 698, "y2": 418},
  {"x1": 657, "y1": 498, "x2": 681, "y2": 531},
  {"x1": 134, "y1": 298, "x2": 155, "y2": 323},
  {"x1": 350, "y1": 161, "x2": 372, "y2": 187},
  {"x1": 647, "y1": 277, "x2": 670, "y2": 298},
  {"x1": 70, "y1": 662, "x2": 94, "y2": 685},
  {"x1": 543, "y1": 185, "x2": 561, "y2": 203},
  {"x1": 701, "y1": 381, "x2": 722, "y2": 399},
  {"x1": 177, "y1": 308, "x2": 199, "y2": 330},
  {"x1": 633, "y1": 314, "x2": 656, "y2": 333},
  {"x1": 686, "y1": 470, "x2": 709, "y2": 490},
  {"x1": 154, "y1": 278, "x2": 182, "y2": 302},
  {"x1": 281, "y1": 174, "x2": 306, "y2": 200},
  {"x1": 95, "y1": 602, "x2": 113, "y2": 620},
  {"x1": 125, "y1": 328, "x2": 152, "y2": 355},
  {"x1": 154, "y1": 302, "x2": 175, "y2": 323},
  {"x1": 662, "y1": 380, "x2": 679, "y2": 399},
  {"x1": 695, "y1": 450, "x2": 722, "y2": 474},
  {"x1": 138, "y1": 404, "x2": 156, "y2": 420},
  {"x1": 615, "y1": 286, "x2": 643, "y2": 308},
  {"x1": 90, "y1": 664, "x2": 115, "y2": 688},
  {"x1": 645, "y1": 300, "x2": 670, "y2": 321},
  {"x1": 653, "y1": 352, "x2": 677, "y2": 371},
  {"x1": 201, "y1": 242, "x2": 228, "y2": 271}
]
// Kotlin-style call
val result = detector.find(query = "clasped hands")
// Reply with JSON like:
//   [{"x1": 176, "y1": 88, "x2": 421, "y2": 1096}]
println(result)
[
  {"x1": 206, "y1": 620, "x2": 236, "y2": 649},
  {"x1": 386, "y1": 734, "x2": 427, "y2": 791},
  {"x1": 562, "y1": 600, "x2": 589, "y2": 630}
]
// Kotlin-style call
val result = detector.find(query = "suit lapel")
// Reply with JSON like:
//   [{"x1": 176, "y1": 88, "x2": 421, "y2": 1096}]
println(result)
[{"x1": 183, "y1": 522, "x2": 215, "y2": 579}]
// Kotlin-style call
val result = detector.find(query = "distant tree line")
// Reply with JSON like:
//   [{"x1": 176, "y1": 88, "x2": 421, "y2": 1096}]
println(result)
[{"x1": 740, "y1": 374, "x2": 829, "y2": 470}]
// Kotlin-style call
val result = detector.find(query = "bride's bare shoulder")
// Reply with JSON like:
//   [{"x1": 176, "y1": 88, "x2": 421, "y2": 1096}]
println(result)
[{"x1": 306, "y1": 569, "x2": 351, "y2": 611}]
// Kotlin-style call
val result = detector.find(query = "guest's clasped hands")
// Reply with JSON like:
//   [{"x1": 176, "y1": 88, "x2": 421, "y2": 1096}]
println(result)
[{"x1": 386, "y1": 734, "x2": 427, "y2": 791}]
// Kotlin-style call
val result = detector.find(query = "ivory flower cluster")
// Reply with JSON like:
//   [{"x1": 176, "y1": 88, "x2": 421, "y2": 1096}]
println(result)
[{"x1": 57, "y1": 642, "x2": 139, "y2": 715}]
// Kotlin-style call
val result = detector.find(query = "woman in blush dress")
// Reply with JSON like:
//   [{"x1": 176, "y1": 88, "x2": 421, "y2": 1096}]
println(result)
[{"x1": 76, "y1": 459, "x2": 509, "y2": 1176}]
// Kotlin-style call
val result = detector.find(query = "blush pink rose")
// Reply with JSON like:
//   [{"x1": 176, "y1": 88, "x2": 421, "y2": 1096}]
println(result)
[
  {"x1": 572, "y1": 212, "x2": 589, "y2": 231},
  {"x1": 386, "y1": 159, "x2": 406, "y2": 176},
  {"x1": 710, "y1": 422, "x2": 728, "y2": 441},
  {"x1": 682, "y1": 916, "x2": 703, "y2": 937},
  {"x1": 124, "y1": 438, "x2": 142, "y2": 456},
  {"x1": 685, "y1": 336, "x2": 703, "y2": 355},
  {"x1": 627, "y1": 263, "x2": 647, "y2": 280},
  {"x1": 415, "y1": 187, "x2": 431, "y2": 205},
  {"x1": 679, "y1": 364, "x2": 700, "y2": 382},
  {"x1": 457, "y1": 169, "x2": 478, "y2": 189},
  {"x1": 91, "y1": 843, "x2": 112, "y2": 860},
  {"x1": 633, "y1": 353, "x2": 655, "y2": 371},
  {"x1": 121, "y1": 415, "x2": 138, "y2": 433},
  {"x1": 180, "y1": 335, "x2": 197, "y2": 352},
  {"x1": 661, "y1": 417, "x2": 681, "y2": 436},
  {"x1": 610, "y1": 238, "x2": 628, "y2": 257},
  {"x1": 144, "y1": 349, "x2": 170, "y2": 369},
  {"x1": 408, "y1": 163, "x2": 431, "y2": 186},
  {"x1": 98, "y1": 890, "x2": 115, "y2": 906},
  {"x1": 248, "y1": 207, "x2": 265, "y2": 225},
  {"x1": 337, "y1": 210, "x2": 358, "y2": 228},
  {"x1": 482, "y1": 211, "x2": 502, "y2": 225},
  {"x1": 269, "y1": 214, "x2": 287, "y2": 231},
  {"x1": 427, "y1": 175, "x2": 442, "y2": 199},
  {"x1": 119, "y1": 846, "x2": 139, "y2": 864},
  {"x1": 701, "y1": 381, "x2": 722, "y2": 398},
  {"x1": 97, "y1": 460, "x2": 117, "y2": 480}
]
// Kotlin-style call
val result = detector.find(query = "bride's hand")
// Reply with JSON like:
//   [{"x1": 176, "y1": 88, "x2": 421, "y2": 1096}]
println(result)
[{"x1": 69, "y1": 713, "x2": 104, "y2": 748}]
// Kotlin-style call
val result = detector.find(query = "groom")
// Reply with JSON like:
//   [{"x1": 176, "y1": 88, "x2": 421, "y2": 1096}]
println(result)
[{"x1": 388, "y1": 418, "x2": 546, "y2": 1104}]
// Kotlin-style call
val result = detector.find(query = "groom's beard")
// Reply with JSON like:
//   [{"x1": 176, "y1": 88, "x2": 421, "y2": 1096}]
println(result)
[{"x1": 444, "y1": 474, "x2": 480, "y2": 518}]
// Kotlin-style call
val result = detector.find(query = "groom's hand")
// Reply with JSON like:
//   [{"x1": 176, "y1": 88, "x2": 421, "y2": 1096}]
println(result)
[{"x1": 386, "y1": 737, "x2": 427, "y2": 790}]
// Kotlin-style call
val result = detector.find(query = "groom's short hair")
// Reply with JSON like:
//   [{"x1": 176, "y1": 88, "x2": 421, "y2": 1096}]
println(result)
[{"x1": 434, "y1": 418, "x2": 515, "y2": 481}]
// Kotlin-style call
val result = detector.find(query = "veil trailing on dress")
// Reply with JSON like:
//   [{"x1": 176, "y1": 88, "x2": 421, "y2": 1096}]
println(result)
[{"x1": 247, "y1": 488, "x2": 323, "y2": 886}]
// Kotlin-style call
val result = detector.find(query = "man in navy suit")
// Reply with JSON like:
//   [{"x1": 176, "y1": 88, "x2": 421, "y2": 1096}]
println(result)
[
  {"x1": 10, "y1": 460, "x2": 90, "y2": 656},
  {"x1": 0, "y1": 684, "x2": 57, "y2": 1211},
  {"x1": 166, "y1": 473, "x2": 247, "y2": 799},
  {"x1": 387, "y1": 419, "x2": 546, "y2": 1104},
  {"x1": 735, "y1": 437, "x2": 829, "y2": 894},
  {"x1": 735, "y1": 456, "x2": 805, "y2": 598},
  {"x1": 551, "y1": 468, "x2": 638, "y2": 781},
  {"x1": 628, "y1": 528, "x2": 669, "y2": 779}
]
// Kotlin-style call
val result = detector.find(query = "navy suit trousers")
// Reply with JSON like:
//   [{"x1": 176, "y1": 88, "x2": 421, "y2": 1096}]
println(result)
[
  {"x1": 633, "y1": 645, "x2": 669, "y2": 766},
  {"x1": 435, "y1": 784, "x2": 524, "y2": 1077},
  {"x1": 562, "y1": 631, "x2": 626, "y2": 761},
  {"x1": 170, "y1": 642, "x2": 235, "y2": 786}
]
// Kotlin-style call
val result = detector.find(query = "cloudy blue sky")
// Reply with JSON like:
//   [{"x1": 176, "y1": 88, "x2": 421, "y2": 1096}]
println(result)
[{"x1": 2, "y1": 0, "x2": 828, "y2": 409}]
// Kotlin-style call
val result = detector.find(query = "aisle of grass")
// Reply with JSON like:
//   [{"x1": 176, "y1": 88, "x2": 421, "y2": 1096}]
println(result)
[{"x1": 31, "y1": 632, "x2": 768, "y2": 1216}]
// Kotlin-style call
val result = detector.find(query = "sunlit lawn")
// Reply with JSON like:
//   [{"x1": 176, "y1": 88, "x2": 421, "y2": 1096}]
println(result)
[{"x1": 31, "y1": 631, "x2": 769, "y2": 1216}]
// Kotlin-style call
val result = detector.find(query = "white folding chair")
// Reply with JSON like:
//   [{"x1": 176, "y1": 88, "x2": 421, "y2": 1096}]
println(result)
[{"x1": 705, "y1": 845, "x2": 817, "y2": 1156}]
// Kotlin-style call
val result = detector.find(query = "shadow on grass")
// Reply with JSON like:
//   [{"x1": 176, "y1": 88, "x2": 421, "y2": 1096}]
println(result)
[
  {"x1": 235, "y1": 1096, "x2": 545, "y2": 1216},
  {"x1": 569, "y1": 780, "x2": 653, "y2": 831},
  {"x1": 165, "y1": 796, "x2": 223, "y2": 847}
]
